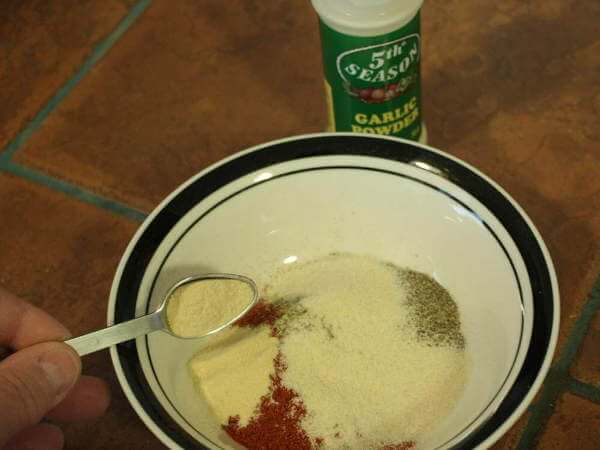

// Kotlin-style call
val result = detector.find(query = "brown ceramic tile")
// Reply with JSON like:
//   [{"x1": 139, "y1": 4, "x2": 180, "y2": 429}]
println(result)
[
  {"x1": 0, "y1": 0, "x2": 132, "y2": 150},
  {"x1": 572, "y1": 309, "x2": 600, "y2": 386},
  {"x1": 422, "y1": 1, "x2": 600, "y2": 351},
  {"x1": 422, "y1": 0, "x2": 600, "y2": 147},
  {"x1": 490, "y1": 412, "x2": 529, "y2": 450},
  {"x1": 537, "y1": 392, "x2": 600, "y2": 449},
  {"x1": 16, "y1": 0, "x2": 327, "y2": 212},
  {"x1": 0, "y1": 173, "x2": 160, "y2": 449}
]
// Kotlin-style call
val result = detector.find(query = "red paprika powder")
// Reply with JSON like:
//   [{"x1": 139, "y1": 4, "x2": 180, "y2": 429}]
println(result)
[
  {"x1": 236, "y1": 299, "x2": 282, "y2": 331},
  {"x1": 224, "y1": 353, "x2": 316, "y2": 449}
]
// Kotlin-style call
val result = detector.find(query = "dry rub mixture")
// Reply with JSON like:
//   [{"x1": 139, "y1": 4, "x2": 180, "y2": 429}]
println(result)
[{"x1": 185, "y1": 254, "x2": 469, "y2": 449}]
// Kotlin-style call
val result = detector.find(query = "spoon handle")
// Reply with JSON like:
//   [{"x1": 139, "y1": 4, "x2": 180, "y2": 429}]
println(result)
[{"x1": 65, "y1": 312, "x2": 165, "y2": 356}]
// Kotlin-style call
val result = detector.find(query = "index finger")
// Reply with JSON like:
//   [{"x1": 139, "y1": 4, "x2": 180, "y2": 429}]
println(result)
[{"x1": 0, "y1": 287, "x2": 71, "y2": 350}]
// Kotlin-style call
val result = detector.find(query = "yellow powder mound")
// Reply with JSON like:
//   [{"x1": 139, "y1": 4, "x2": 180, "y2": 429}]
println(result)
[{"x1": 189, "y1": 326, "x2": 279, "y2": 426}]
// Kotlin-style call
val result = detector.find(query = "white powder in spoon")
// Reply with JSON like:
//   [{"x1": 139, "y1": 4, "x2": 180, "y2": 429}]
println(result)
[{"x1": 166, "y1": 278, "x2": 253, "y2": 338}]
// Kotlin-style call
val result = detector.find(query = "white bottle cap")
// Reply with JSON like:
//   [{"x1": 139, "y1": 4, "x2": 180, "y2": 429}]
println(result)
[{"x1": 311, "y1": 0, "x2": 424, "y2": 36}]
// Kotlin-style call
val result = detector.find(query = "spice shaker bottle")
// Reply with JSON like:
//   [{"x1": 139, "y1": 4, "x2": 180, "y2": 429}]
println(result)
[{"x1": 311, "y1": 0, "x2": 426, "y2": 143}]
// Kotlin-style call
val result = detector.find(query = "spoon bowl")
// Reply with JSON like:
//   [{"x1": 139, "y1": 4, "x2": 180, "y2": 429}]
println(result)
[
  {"x1": 66, "y1": 273, "x2": 258, "y2": 356},
  {"x1": 161, "y1": 274, "x2": 259, "y2": 339}
]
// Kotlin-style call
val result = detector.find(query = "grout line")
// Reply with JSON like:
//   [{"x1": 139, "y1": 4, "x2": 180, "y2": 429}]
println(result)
[
  {"x1": 515, "y1": 367, "x2": 565, "y2": 450},
  {"x1": 0, "y1": 0, "x2": 152, "y2": 164},
  {"x1": 554, "y1": 277, "x2": 600, "y2": 371},
  {"x1": 567, "y1": 377, "x2": 600, "y2": 404},
  {"x1": 1, "y1": 161, "x2": 147, "y2": 223},
  {"x1": 516, "y1": 276, "x2": 600, "y2": 449}
]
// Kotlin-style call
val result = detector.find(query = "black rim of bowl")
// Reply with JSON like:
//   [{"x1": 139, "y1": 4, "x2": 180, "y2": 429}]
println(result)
[{"x1": 112, "y1": 134, "x2": 556, "y2": 450}]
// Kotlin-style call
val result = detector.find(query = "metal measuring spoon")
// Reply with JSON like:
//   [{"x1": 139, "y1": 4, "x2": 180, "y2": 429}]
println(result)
[{"x1": 65, "y1": 274, "x2": 258, "y2": 356}]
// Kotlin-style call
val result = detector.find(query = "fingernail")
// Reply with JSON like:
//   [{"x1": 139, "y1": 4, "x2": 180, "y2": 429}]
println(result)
[{"x1": 39, "y1": 344, "x2": 80, "y2": 401}]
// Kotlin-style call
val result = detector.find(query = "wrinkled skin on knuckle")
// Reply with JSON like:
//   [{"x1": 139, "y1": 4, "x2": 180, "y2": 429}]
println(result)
[{"x1": 0, "y1": 368, "x2": 46, "y2": 428}]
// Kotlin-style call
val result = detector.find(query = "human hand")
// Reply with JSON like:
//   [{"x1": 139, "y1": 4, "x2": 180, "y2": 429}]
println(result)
[{"x1": 0, "y1": 288, "x2": 111, "y2": 450}]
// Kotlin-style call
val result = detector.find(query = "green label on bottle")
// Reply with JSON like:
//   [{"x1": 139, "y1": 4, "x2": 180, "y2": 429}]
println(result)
[{"x1": 319, "y1": 13, "x2": 422, "y2": 141}]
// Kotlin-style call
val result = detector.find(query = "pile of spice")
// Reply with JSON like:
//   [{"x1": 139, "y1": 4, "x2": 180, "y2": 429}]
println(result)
[
  {"x1": 224, "y1": 354, "x2": 314, "y2": 449},
  {"x1": 188, "y1": 326, "x2": 278, "y2": 426},
  {"x1": 187, "y1": 253, "x2": 468, "y2": 449}
]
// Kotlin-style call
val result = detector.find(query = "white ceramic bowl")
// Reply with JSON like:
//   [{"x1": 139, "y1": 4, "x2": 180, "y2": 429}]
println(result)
[{"x1": 108, "y1": 133, "x2": 559, "y2": 450}]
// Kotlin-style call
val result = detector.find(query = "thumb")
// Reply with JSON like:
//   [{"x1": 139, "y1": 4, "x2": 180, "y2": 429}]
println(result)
[{"x1": 0, "y1": 341, "x2": 81, "y2": 446}]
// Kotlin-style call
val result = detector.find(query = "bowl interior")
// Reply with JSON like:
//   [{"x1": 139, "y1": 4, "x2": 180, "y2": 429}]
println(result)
[{"x1": 125, "y1": 153, "x2": 533, "y2": 449}]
